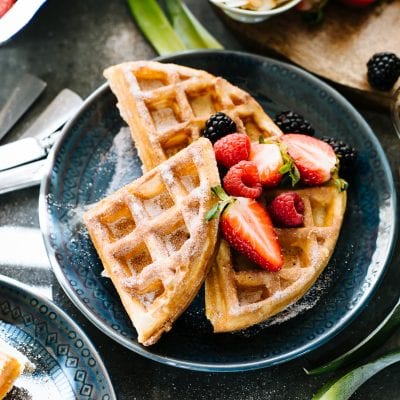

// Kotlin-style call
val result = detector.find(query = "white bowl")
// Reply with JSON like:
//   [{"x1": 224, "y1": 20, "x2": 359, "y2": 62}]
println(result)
[
  {"x1": 0, "y1": 0, "x2": 47, "y2": 45},
  {"x1": 210, "y1": 0, "x2": 301, "y2": 23}
]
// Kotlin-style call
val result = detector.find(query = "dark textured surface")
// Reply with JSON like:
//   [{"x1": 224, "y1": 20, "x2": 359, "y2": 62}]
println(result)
[{"x1": 0, "y1": 0, "x2": 400, "y2": 399}]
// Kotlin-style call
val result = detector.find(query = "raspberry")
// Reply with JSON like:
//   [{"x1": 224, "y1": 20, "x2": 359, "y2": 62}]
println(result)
[
  {"x1": 203, "y1": 112, "x2": 237, "y2": 143},
  {"x1": 214, "y1": 133, "x2": 251, "y2": 169},
  {"x1": 268, "y1": 192, "x2": 305, "y2": 227},
  {"x1": 223, "y1": 161, "x2": 262, "y2": 199}
]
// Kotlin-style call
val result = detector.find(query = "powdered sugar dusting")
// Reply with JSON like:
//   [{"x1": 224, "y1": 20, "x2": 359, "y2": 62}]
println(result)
[
  {"x1": 105, "y1": 126, "x2": 142, "y2": 196},
  {"x1": 232, "y1": 266, "x2": 336, "y2": 338}
]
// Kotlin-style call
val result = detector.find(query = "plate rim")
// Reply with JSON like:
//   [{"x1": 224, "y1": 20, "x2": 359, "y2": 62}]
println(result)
[
  {"x1": 0, "y1": 274, "x2": 117, "y2": 399},
  {"x1": 39, "y1": 49, "x2": 398, "y2": 372}
]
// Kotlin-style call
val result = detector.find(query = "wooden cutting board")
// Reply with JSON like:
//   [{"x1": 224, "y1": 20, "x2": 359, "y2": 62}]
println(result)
[{"x1": 220, "y1": 2, "x2": 400, "y2": 108}]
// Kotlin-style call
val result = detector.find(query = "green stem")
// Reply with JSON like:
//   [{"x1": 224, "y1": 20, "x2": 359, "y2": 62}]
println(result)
[
  {"x1": 305, "y1": 297, "x2": 400, "y2": 375},
  {"x1": 164, "y1": 0, "x2": 223, "y2": 49},
  {"x1": 126, "y1": 0, "x2": 186, "y2": 55},
  {"x1": 312, "y1": 350, "x2": 400, "y2": 400}
]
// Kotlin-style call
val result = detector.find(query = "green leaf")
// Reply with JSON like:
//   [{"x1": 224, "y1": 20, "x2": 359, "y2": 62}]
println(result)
[
  {"x1": 334, "y1": 178, "x2": 348, "y2": 193},
  {"x1": 206, "y1": 186, "x2": 234, "y2": 221},
  {"x1": 164, "y1": 0, "x2": 223, "y2": 49},
  {"x1": 126, "y1": 0, "x2": 186, "y2": 55},
  {"x1": 312, "y1": 350, "x2": 400, "y2": 400},
  {"x1": 305, "y1": 297, "x2": 400, "y2": 375},
  {"x1": 205, "y1": 203, "x2": 220, "y2": 221}
]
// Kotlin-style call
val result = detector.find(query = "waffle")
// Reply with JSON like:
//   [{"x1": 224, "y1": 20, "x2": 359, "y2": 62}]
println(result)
[
  {"x1": 84, "y1": 138, "x2": 220, "y2": 346},
  {"x1": 205, "y1": 186, "x2": 347, "y2": 332},
  {"x1": 0, "y1": 338, "x2": 31, "y2": 399},
  {"x1": 104, "y1": 60, "x2": 282, "y2": 172}
]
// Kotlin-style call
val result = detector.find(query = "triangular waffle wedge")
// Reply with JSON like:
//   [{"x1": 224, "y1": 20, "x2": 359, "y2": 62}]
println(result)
[
  {"x1": 83, "y1": 138, "x2": 220, "y2": 346},
  {"x1": 104, "y1": 60, "x2": 282, "y2": 172},
  {"x1": 0, "y1": 338, "x2": 32, "y2": 399},
  {"x1": 205, "y1": 186, "x2": 346, "y2": 332}
]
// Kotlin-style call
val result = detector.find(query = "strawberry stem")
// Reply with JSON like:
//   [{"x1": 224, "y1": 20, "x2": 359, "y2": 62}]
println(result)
[
  {"x1": 206, "y1": 186, "x2": 235, "y2": 221},
  {"x1": 278, "y1": 143, "x2": 300, "y2": 186}
]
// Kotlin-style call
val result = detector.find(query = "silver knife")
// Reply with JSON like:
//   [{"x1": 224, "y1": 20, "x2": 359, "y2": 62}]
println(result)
[
  {"x1": 20, "y1": 88, "x2": 82, "y2": 140},
  {"x1": 0, "y1": 90, "x2": 82, "y2": 172},
  {"x1": 0, "y1": 73, "x2": 46, "y2": 141},
  {"x1": 0, "y1": 159, "x2": 46, "y2": 195}
]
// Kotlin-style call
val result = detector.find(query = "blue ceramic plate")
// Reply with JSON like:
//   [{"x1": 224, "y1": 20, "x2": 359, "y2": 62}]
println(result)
[
  {"x1": 39, "y1": 51, "x2": 397, "y2": 372},
  {"x1": 0, "y1": 275, "x2": 116, "y2": 399}
]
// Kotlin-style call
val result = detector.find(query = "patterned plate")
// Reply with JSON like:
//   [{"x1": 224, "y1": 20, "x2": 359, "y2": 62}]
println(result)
[
  {"x1": 0, "y1": 275, "x2": 116, "y2": 399},
  {"x1": 39, "y1": 51, "x2": 397, "y2": 371}
]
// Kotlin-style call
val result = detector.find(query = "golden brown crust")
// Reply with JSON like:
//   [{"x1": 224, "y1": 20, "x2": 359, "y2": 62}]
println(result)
[
  {"x1": 84, "y1": 138, "x2": 220, "y2": 345},
  {"x1": 104, "y1": 60, "x2": 282, "y2": 172},
  {"x1": 103, "y1": 60, "x2": 347, "y2": 335},
  {"x1": 205, "y1": 186, "x2": 347, "y2": 332}
]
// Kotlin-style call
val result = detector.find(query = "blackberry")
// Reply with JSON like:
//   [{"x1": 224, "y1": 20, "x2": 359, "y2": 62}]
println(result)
[
  {"x1": 321, "y1": 137, "x2": 357, "y2": 175},
  {"x1": 367, "y1": 52, "x2": 400, "y2": 91},
  {"x1": 274, "y1": 111, "x2": 315, "y2": 136},
  {"x1": 203, "y1": 112, "x2": 237, "y2": 143}
]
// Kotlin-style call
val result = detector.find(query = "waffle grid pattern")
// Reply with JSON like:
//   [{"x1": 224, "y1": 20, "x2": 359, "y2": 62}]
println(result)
[
  {"x1": 84, "y1": 138, "x2": 220, "y2": 345},
  {"x1": 206, "y1": 186, "x2": 346, "y2": 332},
  {"x1": 105, "y1": 61, "x2": 282, "y2": 171}
]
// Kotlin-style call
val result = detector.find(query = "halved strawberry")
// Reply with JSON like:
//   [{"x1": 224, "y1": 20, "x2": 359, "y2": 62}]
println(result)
[
  {"x1": 249, "y1": 142, "x2": 283, "y2": 187},
  {"x1": 281, "y1": 134, "x2": 336, "y2": 185},
  {"x1": 207, "y1": 187, "x2": 283, "y2": 272},
  {"x1": 0, "y1": 0, "x2": 15, "y2": 17}
]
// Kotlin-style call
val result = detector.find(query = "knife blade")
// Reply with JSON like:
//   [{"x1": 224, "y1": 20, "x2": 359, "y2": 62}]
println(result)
[
  {"x1": 20, "y1": 88, "x2": 83, "y2": 140},
  {"x1": 0, "y1": 88, "x2": 82, "y2": 172},
  {"x1": 0, "y1": 73, "x2": 46, "y2": 141}
]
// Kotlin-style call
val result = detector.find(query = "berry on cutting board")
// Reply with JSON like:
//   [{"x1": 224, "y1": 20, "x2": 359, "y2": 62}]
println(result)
[
  {"x1": 206, "y1": 186, "x2": 283, "y2": 272},
  {"x1": 367, "y1": 52, "x2": 400, "y2": 91},
  {"x1": 214, "y1": 133, "x2": 251, "y2": 169},
  {"x1": 249, "y1": 142, "x2": 284, "y2": 187},
  {"x1": 0, "y1": 0, "x2": 15, "y2": 17},
  {"x1": 274, "y1": 111, "x2": 315, "y2": 136},
  {"x1": 223, "y1": 160, "x2": 262, "y2": 199},
  {"x1": 281, "y1": 134, "x2": 336, "y2": 185},
  {"x1": 268, "y1": 192, "x2": 305, "y2": 228},
  {"x1": 203, "y1": 112, "x2": 237, "y2": 143}
]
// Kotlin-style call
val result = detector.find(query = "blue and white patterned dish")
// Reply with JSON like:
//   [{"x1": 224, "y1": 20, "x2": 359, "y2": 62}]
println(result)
[
  {"x1": 39, "y1": 50, "x2": 397, "y2": 372},
  {"x1": 0, "y1": 275, "x2": 116, "y2": 399}
]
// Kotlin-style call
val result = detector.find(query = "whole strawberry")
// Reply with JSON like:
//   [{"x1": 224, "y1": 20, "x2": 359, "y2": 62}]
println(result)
[{"x1": 206, "y1": 186, "x2": 283, "y2": 272}]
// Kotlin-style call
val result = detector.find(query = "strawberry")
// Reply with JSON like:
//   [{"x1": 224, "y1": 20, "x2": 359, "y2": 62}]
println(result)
[
  {"x1": 249, "y1": 142, "x2": 284, "y2": 187},
  {"x1": 281, "y1": 134, "x2": 336, "y2": 186},
  {"x1": 223, "y1": 160, "x2": 262, "y2": 199},
  {"x1": 213, "y1": 133, "x2": 250, "y2": 169},
  {"x1": 0, "y1": 0, "x2": 15, "y2": 17},
  {"x1": 206, "y1": 187, "x2": 283, "y2": 272}
]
